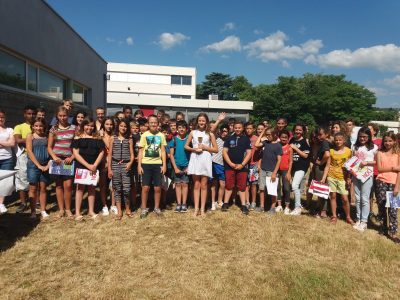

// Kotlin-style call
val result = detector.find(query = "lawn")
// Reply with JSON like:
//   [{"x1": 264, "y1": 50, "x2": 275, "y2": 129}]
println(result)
[{"x1": 1, "y1": 195, "x2": 400, "y2": 299}]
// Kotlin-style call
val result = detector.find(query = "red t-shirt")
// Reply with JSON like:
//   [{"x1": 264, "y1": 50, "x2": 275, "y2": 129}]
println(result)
[{"x1": 279, "y1": 144, "x2": 290, "y2": 171}]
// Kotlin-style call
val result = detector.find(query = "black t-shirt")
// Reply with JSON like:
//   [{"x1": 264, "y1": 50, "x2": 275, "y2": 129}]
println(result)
[
  {"x1": 223, "y1": 134, "x2": 251, "y2": 171},
  {"x1": 316, "y1": 140, "x2": 330, "y2": 166},
  {"x1": 71, "y1": 138, "x2": 105, "y2": 169},
  {"x1": 290, "y1": 137, "x2": 311, "y2": 172},
  {"x1": 261, "y1": 141, "x2": 283, "y2": 172},
  {"x1": 132, "y1": 133, "x2": 140, "y2": 158}
]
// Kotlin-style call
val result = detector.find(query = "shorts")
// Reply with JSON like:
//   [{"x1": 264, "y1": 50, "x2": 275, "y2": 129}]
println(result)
[
  {"x1": 327, "y1": 177, "x2": 348, "y2": 195},
  {"x1": 27, "y1": 162, "x2": 50, "y2": 184},
  {"x1": 131, "y1": 162, "x2": 141, "y2": 184},
  {"x1": 225, "y1": 169, "x2": 247, "y2": 191},
  {"x1": 259, "y1": 169, "x2": 279, "y2": 191},
  {"x1": 142, "y1": 164, "x2": 162, "y2": 187},
  {"x1": 174, "y1": 166, "x2": 189, "y2": 184},
  {"x1": 15, "y1": 152, "x2": 29, "y2": 191},
  {"x1": 248, "y1": 164, "x2": 259, "y2": 185},
  {"x1": 212, "y1": 163, "x2": 225, "y2": 181},
  {"x1": 0, "y1": 157, "x2": 14, "y2": 170}
]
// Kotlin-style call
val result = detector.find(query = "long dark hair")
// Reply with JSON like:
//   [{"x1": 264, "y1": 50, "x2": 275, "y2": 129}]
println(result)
[
  {"x1": 100, "y1": 117, "x2": 115, "y2": 135},
  {"x1": 115, "y1": 118, "x2": 131, "y2": 139},
  {"x1": 73, "y1": 110, "x2": 87, "y2": 126},
  {"x1": 77, "y1": 116, "x2": 97, "y2": 137},
  {"x1": 354, "y1": 125, "x2": 374, "y2": 151}
]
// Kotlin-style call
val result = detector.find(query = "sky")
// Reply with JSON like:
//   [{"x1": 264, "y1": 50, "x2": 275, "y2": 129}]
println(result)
[{"x1": 47, "y1": 0, "x2": 400, "y2": 108}]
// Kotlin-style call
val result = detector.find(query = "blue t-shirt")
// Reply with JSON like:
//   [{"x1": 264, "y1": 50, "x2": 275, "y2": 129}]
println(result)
[{"x1": 168, "y1": 136, "x2": 190, "y2": 167}]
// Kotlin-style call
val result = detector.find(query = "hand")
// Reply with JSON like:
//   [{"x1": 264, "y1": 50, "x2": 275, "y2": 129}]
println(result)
[
  {"x1": 183, "y1": 168, "x2": 188, "y2": 174},
  {"x1": 88, "y1": 164, "x2": 97, "y2": 172},
  {"x1": 174, "y1": 167, "x2": 181, "y2": 175},
  {"x1": 230, "y1": 162, "x2": 236, "y2": 169},
  {"x1": 137, "y1": 165, "x2": 144, "y2": 175},
  {"x1": 125, "y1": 162, "x2": 132, "y2": 171},
  {"x1": 108, "y1": 171, "x2": 113, "y2": 179},
  {"x1": 235, "y1": 164, "x2": 244, "y2": 170},
  {"x1": 39, "y1": 166, "x2": 47, "y2": 172},
  {"x1": 161, "y1": 165, "x2": 166, "y2": 174},
  {"x1": 217, "y1": 112, "x2": 226, "y2": 121},
  {"x1": 53, "y1": 157, "x2": 62, "y2": 164},
  {"x1": 359, "y1": 161, "x2": 368, "y2": 168},
  {"x1": 285, "y1": 173, "x2": 292, "y2": 182},
  {"x1": 290, "y1": 144, "x2": 298, "y2": 150},
  {"x1": 394, "y1": 186, "x2": 399, "y2": 196},
  {"x1": 321, "y1": 177, "x2": 326, "y2": 183},
  {"x1": 271, "y1": 173, "x2": 277, "y2": 182},
  {"x1": 64, "y1": 157, "x2": 73, "y2": 164},
  {"x1": 43, "y1": 165, "x2": 50, "y2": 172},
  {"x1": 195, "y1": 148, "x2": 203, "y2": 154}
]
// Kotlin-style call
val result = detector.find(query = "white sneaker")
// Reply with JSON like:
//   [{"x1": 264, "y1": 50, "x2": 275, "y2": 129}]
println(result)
[
  {"x1": 211, "y1": 202, "x2": 217, "y2": 211},
  {"x1": 41, "y1": 211, "x2": 49, "y2": 219},
  {"x1": 110, "y1": 206, "x2": 118, "y2": 215},
  {"x1": 290, "y1": 207, "x2": 302, "y2": 216},
  {"x1": 284, "y1": 207, "x2": 291, "y2": 215},
  {"x1": 275, "y1": 205, "x2": 283, "y2": 212},
  {"x1": 0, "y1": 204, "x2": 7, "y2": 213},
  {"x1": 353, "y1": 220, "x2": 361, "y2": 229},
  {"x1": 355, "y1": 222, "x2": 367, "y2": 232},
  {"x1": 102, "y1": 206, "x2": 110, "y2": 216}
]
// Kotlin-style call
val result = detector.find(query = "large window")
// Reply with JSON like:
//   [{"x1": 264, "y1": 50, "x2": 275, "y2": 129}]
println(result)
[
  {"x1": 0, "y1": 50, "x2": 26, "y2": 90},
  {"x1": 171, "y1": 75, "x2": 192, "y2": 85},
  {"x1": 72, "y1": 82, "x2": 87, "y2": 104},
  {"x1": 28, "y1": 64, "x2": 37, "y2": 92},
  {"x1": 171, "y1": 94, "x2": 191, "y2": 99},
  {"x1": 39, "y1": 69, "x2": 65, "y2": 100}
]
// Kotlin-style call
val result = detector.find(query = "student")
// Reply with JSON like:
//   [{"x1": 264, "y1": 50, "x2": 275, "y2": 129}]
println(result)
[
  {"x1": 331, "y1": 121, "x2": 351, "y2": 148},
  {"x1": 323, "y1": 132, "x2": 353, "y2": 225},
  {"x1": 228, "y1": 118, "x2": 236, "y2": 134},
  {"x1": 254, "y1": 127, "x2": 282, "y2": 214},
  {"x1": 95, "y1": 107, "x2": 105, "y2": 132},
  {"x1": 185, "y1": 113, "x2": 218, "y2": 216},
  {"x1": 376, "y1": 131, "x2": 400, "y2": 241},
  {"x1": 133, "y1": 109, "x2": 144, "y2": 120},
  {"x1": 26, "y1": 118, "x2": 50, "y2": 219},
  {"x1": 138, "y1": 117, "x2": 149, "y2": 135},
  {"x1": 138, "y1": 115, "x2": 167, "y2": 218},
  {"x1": 352, "y1": 126, "x2": 378, "y2": 231},
  {"x1": 50, "y1": 99, "x2": 74, "y2": 126},
  {"x1": 161, "y1": 114, "x2": 171, "y2": 125},
  {"x1": 72, "y1": 117, "x2": 105, "y2": 220},
  {"x1": 346, "y1": 118, "x2": 360, "y2": 147},
  {"x1": 160, "y1": 124, "x2": 172, "y2": 209},
  {"x1": 289, "y1": 124, "x2": 311, "y2": 216},
  {"x1": 114, "y1": 111, "x2": 125, "y2": 122},
  {"x1": 108, "y1": 119, "x2": 134, "y2": 219},
  {"x1": 175, "y1": 111, "x2": 185, "y2": 121},
  {"x1": 0, "y1": 109, "x2": 16, "y2": 214},
  {"x1": 100, "y1": 117, "x2": 116, "y2": 215},
  {"x1": 130, "y1": 120, "x2": 141, "y2": 209},
  {"x1": 73, "y1": 111, "x2": 87, "y2": 132},
  {"x1": 276, "y1": 117, "x2": 289, "y2": 136},
  {"x1": 48, "y1": 106, "x2": 76, "y2": 219},
  {"x1": 157, "y1": 110, "x2": 165, "y2": 123},
  {"x1": 36, "y1": 107, "x2": 46, "y2": 120},
  {"x1": 277, "y1": 129, "x2": 292, "y2": 214},
  {"x1": 123, "y1": 105, "x2": 133, "y2": 121},
  {"x1": 14, "y1": 105, "x2": 37, "y2": 213},
  {"x1": 168, "y1": 119, "x2": 177, "y2": 137},
  {"x1": 368, "y1": 122, "x2": 382, "y2": 218},
  {"x1": 169, "y1": 120, "x2": 190, "y2": 213}
]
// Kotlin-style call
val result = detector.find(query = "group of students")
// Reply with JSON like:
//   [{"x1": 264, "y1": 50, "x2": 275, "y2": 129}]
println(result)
[{"x1": 0, "y1": 100, "x2": 399, "y2": 240}]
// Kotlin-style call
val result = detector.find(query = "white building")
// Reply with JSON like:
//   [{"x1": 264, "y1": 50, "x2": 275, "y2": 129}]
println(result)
[{"x1": 106, "y1": 62, "x2": 253, "y2": 121}]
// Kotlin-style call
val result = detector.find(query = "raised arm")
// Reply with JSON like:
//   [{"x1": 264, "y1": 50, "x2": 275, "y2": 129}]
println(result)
[{"x1": 210, "y1": 112, "x2": 226, "y2": 133}]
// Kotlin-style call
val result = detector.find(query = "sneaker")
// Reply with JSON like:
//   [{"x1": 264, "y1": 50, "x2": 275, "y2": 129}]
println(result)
[
  {"x1": 254, "y1": 206, "x2": 264, "y2": 213},
  {"x1": 355, "y1": 222, "x2": 367, "y2": 232},
  {"x1": 284, "y1": 207, "x2": 291, "y2": 215},
  {"x1": 249, "y1": 202, "x2": 257, "y2": 211},
  {"x1": 275, "y1": 205, "x2": 283, "y2": 212},
  {"x1": 245, "y1": 202, "x2": 250, "y2": 209},
  {"x1": 241, "y1": 205, "x2": 249, "y2": 215},
  {"x1": 140, "y1": 208, "x2": 149, "y2": 219},
  {"x1": 110, "y1": 206, "x2": 118, "y2": 215},
  {"x1": 353, "y1": 220, "x2": 361, "y2": 229},
  {"x1": 154, "y1": 208, "x2": 163, "y2": 216},
  {"x1": 0, "y1": 204, "x2": 7, "y2": 213},
  {"x1": 180, "y1": 205, "x2": 188, "y2": 213},
  {"x1": 221, "y1": 203, "x2": 229, "y2": 212},
  {"x1": 174, "y1": 205, "x2": 181, "y2": 213},
  {"x1": 101, "y1": 206, "x2": 109, "y2": 216},
  {"x1": 41, "y1": 211, "x2": 49, "y2": 219},
  {"x1": 16, "y1": 203, "x2": 27, "y2": 213},
  {"x1": 211, "y1": 202, "x2": 217, "y2": 211},
  {"x1": 267, "y1": 208, "x2": 276, "y2": 215},
  {"x1": 290, "y1": 207, "x2": 302, "y2": 216}
]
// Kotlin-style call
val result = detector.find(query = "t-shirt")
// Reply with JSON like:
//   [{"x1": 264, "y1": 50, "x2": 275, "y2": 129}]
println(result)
[
  {"x1": 71, "y1": 138, "x2": 105, "y2": 169},
  {"x1": 13, "y1": 123, "x2": 31, "y2": 139},
  {"x1": 328, "y1": 147, "x2": 352, "y2": 180},
  {"x1": 249, "y1": 135, "x2": 262, "y2": 165},
  {"x1": 352, "y1": 144, "x2": 378, "y2": 175},
  {"x1": 169, "y1": 135, "x2": 190, "y2": 167},
  {"x1": 212, "y1": 137, "x2": 225, "y2": 165},
  {"x1": 279, "y1": 143, "x2": 290, "y2": 171},
  {"x1": 49, "y1": 125, "x2": 76, "y2": 158},
  {"x1": 315, "y1": 140, "x2": 330, "y2": 170},
  {"x1": 290, "y1": 138, "x2": 311, "y2": 172},
  {"x1": 132, "y1": 133, "x2": 140, "y2": 159},
  {"x1": 223, "y1": 134, "x2": 251, "y2": 171},
  {"x1": 139, "y1": 131, "x2": 166, "y2": 165},
  {"x1": 261, "y1": 141, "x2": 283, "y2": 172},
  {"x1": 0, "y1": 127, "x2": 14, "y2": 160}
]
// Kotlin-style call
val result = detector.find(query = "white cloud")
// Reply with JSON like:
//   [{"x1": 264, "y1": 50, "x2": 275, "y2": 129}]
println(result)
[
  {"x1": 221, "y1": 22, "x2": 235, "y2": 32},
  {"x1": 157, "y1": 32, "x2": 189, "y2": 49},
  {"x1": 314, "y1": 44, "x2": 400, "y2": 72},
  {"x1": 201, "y1": 36, "x2": 242, "y2": 53},
  {"x1": 253, "y1": 29, "x2": 264, "y2": 35},
  {"x1": 126, "y1": 37, "x2": 134, "y2": 46},
  {"x1": 383, "y1": 75, "x2": 400, "y2": 88},
  {"x1": 366, "y1": 86, "x2": 390, "y2": 97},
  {"x1": 106, "y1": 37, "x2": 115, "y2": 43},
  {"x1": 244, "y1": 31, "x2": 323, "y2": 63},
  {"x1": 282, "y1": 60, "x2": 290, "y2": 68}
]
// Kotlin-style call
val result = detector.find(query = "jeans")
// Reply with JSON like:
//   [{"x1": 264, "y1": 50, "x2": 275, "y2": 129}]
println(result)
[
  {"x1": 292, "y1": 170, "x2": 305, "y2": 208},
  {"x1": 353, "y1": 176, "x2": 373, "y2": 222},
  {"x1": 278, "y1": 170, "x2": 291, "y2": 206},
  {"x1": 0, "y1": 157, "x2": 15, "y2": 170}
]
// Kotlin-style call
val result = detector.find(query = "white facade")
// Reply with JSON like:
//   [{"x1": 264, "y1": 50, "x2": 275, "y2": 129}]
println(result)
[{"x1": 106, "y1": 63, "x2": 253, "y2": 121}]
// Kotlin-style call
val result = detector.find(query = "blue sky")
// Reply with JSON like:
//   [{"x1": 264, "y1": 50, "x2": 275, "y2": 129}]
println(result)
[{"x1": 48, "y1": 0, "x2": 400, "y2": 108}]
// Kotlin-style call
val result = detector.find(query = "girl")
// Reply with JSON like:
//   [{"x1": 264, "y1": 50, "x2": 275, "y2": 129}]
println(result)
[
  {"x1": 331, "y1": 121, "x2": 351, "y2": 148},
  {"x1": 48, "y1": 106, "x2": 76, "y2": 219},
  {"x1": 108, "y1": 119, "x2": 134, "y2": 220},
  {"x1": 73, "y1": 111, "x2": 87, "y2": 131},
  {"x1": 185, "y1": 113, "x2": 218, "y2": 216},
  {"x1": 0, "y1": 109, "x2": 15, "y2": 214},
  {"x1": 323, "y1": 132, "x2": 353, "y2": 225},
  {"x1": 72, "y1": 117, "x2": 105, "y2": 220},
  {"x1": 289, "y1": 124, "x2": 311, "y2": 216},
  {"x1": 26, "y1": 118, "x2": 50, "y2": 219},
  {"x1": 277, "y1": 129, "x2": 292, "y2": 214},
  {"x1": 352, "y1": 126, "x2": 378, "y2": 231},
  {"x1": 376, "y1": 132, "x2": 400, "y2": 241}
]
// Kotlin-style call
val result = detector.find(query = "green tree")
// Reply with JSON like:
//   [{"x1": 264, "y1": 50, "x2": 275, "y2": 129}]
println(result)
[{"x1": 196, "y1": 72, "x2": 233, "y2": 100}]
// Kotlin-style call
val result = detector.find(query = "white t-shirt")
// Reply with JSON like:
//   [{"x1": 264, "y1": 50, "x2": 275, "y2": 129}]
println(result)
[
  {"x1": 352, "y1": 144, "x2": 378, "y2": 174},
  {"x1": 0, "y1": 127, "x2": 14, "y2": 160}
]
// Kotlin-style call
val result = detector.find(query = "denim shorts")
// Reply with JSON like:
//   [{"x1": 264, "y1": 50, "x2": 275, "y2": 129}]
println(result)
[
  {"x1": 0, "y1": 157, "x2": 14, "y2": 170},
  {"x1": 174, "y1": 166, "x2": 189, "y2": 184},
  {"x1": 27, "y1": 161, "x2": 50, "y2": 184},
  {"x1": 212, "y1": 163, "x2": 225, "y2": 181}
]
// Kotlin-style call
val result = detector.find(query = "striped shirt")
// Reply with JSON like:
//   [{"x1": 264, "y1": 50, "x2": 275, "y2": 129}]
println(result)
[
  {"x1": 49, "y1": 125, "x2": 76, "y2": 157},
  {"x1": 212, "y1": 137, "x2": 224, "y2": 165},
  {"x1": 112, "y1": 136, "x2": 131, "y2": 162}
]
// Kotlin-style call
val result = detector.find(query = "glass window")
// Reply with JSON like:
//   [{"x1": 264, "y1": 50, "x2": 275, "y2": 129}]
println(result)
[
  {"x1": 28, "y1": 64, "x2": 37, "y2": 92},
  {"x1": 182, "y1": 76, "x2": 192, "y2": 85},
  {"x1": 171, "y1": 75, "x2": 181, "y2": 85},
  {"x1": 72, "y1": 82, "x2": 85, "y2": 103},
  {"x1": 171, "y1": 94, "x2": 191, "y2": 99},
  {"x1": 0, "y1": 50, "x2": 26, "y2": 90},
  {"x1": 39, "y1": 69, "x2": 65, "y2": 100}
]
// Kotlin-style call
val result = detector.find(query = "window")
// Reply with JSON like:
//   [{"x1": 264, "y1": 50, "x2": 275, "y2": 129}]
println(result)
[
  {"x1": 0, "y1": 50, "x2": 26, "y2": 90},
  {"x1": 171, "y1": 94, "x2": 191, "y2": 99},
  {"x1": 72, "y1": 82, "x2": 87, "y2": 103},
  {"x1": 171, "y1": 75, "x2": 192, "y2": 85},
  {"x1": 39, "y1": 69, "x2": 65, "y2": 100},
  {"x1": 28, "y1": 64, "x2": 37, "y2": 92}
]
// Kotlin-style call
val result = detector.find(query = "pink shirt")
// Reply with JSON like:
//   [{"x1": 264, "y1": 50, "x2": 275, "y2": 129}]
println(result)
[{"x1": 376, "y1": 151, "x2": 399, "y2": 184}]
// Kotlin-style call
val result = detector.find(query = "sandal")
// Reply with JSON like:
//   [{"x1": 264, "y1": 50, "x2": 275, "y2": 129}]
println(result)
[
  {"x1": 346, "y1": 218, "x2": 355, "y2": 225},
  {"x1": 88, "y1": 214, "x2": 98, "y2": 220},
  {"x1": 55, "y1": 210, "x2": 65, "y2": 219},
  {"x1": 75, "y1": 215, "x2": 84, "y2": 222},
  {"x1": 193, "y1": 208, "x2": 199, "y2": 217},
  {"x1": 125, "y1": 211, "x2": 135, "y2": 218},
  {"x1": 65, "y1": 210, "x2": 74, "y2": 219},
  {"x1": 115, "y1": 214, "x2": 123, "y2": 221},
  {"x1": 330, "y1": 217, "x2": 337, "y2": 224},
  {"x1": 200, "y1": 209, "x2": 206, "y2": 217}
]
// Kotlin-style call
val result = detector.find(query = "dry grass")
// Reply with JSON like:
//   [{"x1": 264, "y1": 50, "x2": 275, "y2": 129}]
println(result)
[{"x1": 1, "y1": 197, "x2": 400, "y2": 299}]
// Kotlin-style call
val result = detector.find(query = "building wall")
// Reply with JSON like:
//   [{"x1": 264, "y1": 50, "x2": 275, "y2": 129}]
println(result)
[{"x1": 0, "y1": 0, "x2": 107, "y2": 109}]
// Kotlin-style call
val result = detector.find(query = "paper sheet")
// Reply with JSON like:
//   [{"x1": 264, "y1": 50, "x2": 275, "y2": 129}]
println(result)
[{"x1": 265, "y1": 176, "x2": 278, "y2": 196}]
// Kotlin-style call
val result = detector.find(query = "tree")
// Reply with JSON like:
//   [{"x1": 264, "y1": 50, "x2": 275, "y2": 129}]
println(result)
[{"x1": 196, "y1": 72, "x2": 233, "y2": 100}]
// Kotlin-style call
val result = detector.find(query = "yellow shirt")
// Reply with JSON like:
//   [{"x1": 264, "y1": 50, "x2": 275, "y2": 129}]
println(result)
[
  {"x1": 328, "y1": 147, "x2": 352, "y2": 180},
  {"x1": 139, "y1": 131, "x2": 166, "y2": 165},
  {"x1": 13, "y1": 123, "x2": 31, "y2": 139}
]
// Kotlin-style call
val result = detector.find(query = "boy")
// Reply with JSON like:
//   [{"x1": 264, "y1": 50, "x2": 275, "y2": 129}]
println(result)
[
  {"x1": 169, "y1": 120, "x2": 190, "y2": 212},
  {"x1": 138, "y1": 117, "x2": 149, "y2": 135},
  {"x1": 138, "y1": 115, "x2": 167, "y2": 218},
  {"x1": 168, "y1": 119, "x2": 177, "y2": 138},
  {"x1": 14, "y1": 105, "x2": 37, "y2": 213},
  {"x1": 130, "y1": 121, "x2": 141, "y2": 208},
  {"x1": 50, "y1": 99, "x2": 73, "y2": 126},
  {"x1": 221, "y1": 121, "x2": 252, "y2": 214},
  {"x1": 161, "y1": 124, "x2": 173, "y2": 209},
  {"x1": 175, "y1": 111, "x2": 185, "y2": 121}
]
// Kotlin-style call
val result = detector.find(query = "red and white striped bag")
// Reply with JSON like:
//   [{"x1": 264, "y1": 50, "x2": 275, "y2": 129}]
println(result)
[{"x1": 308, "y1": 180, "x2": 330, "y2": 199}]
